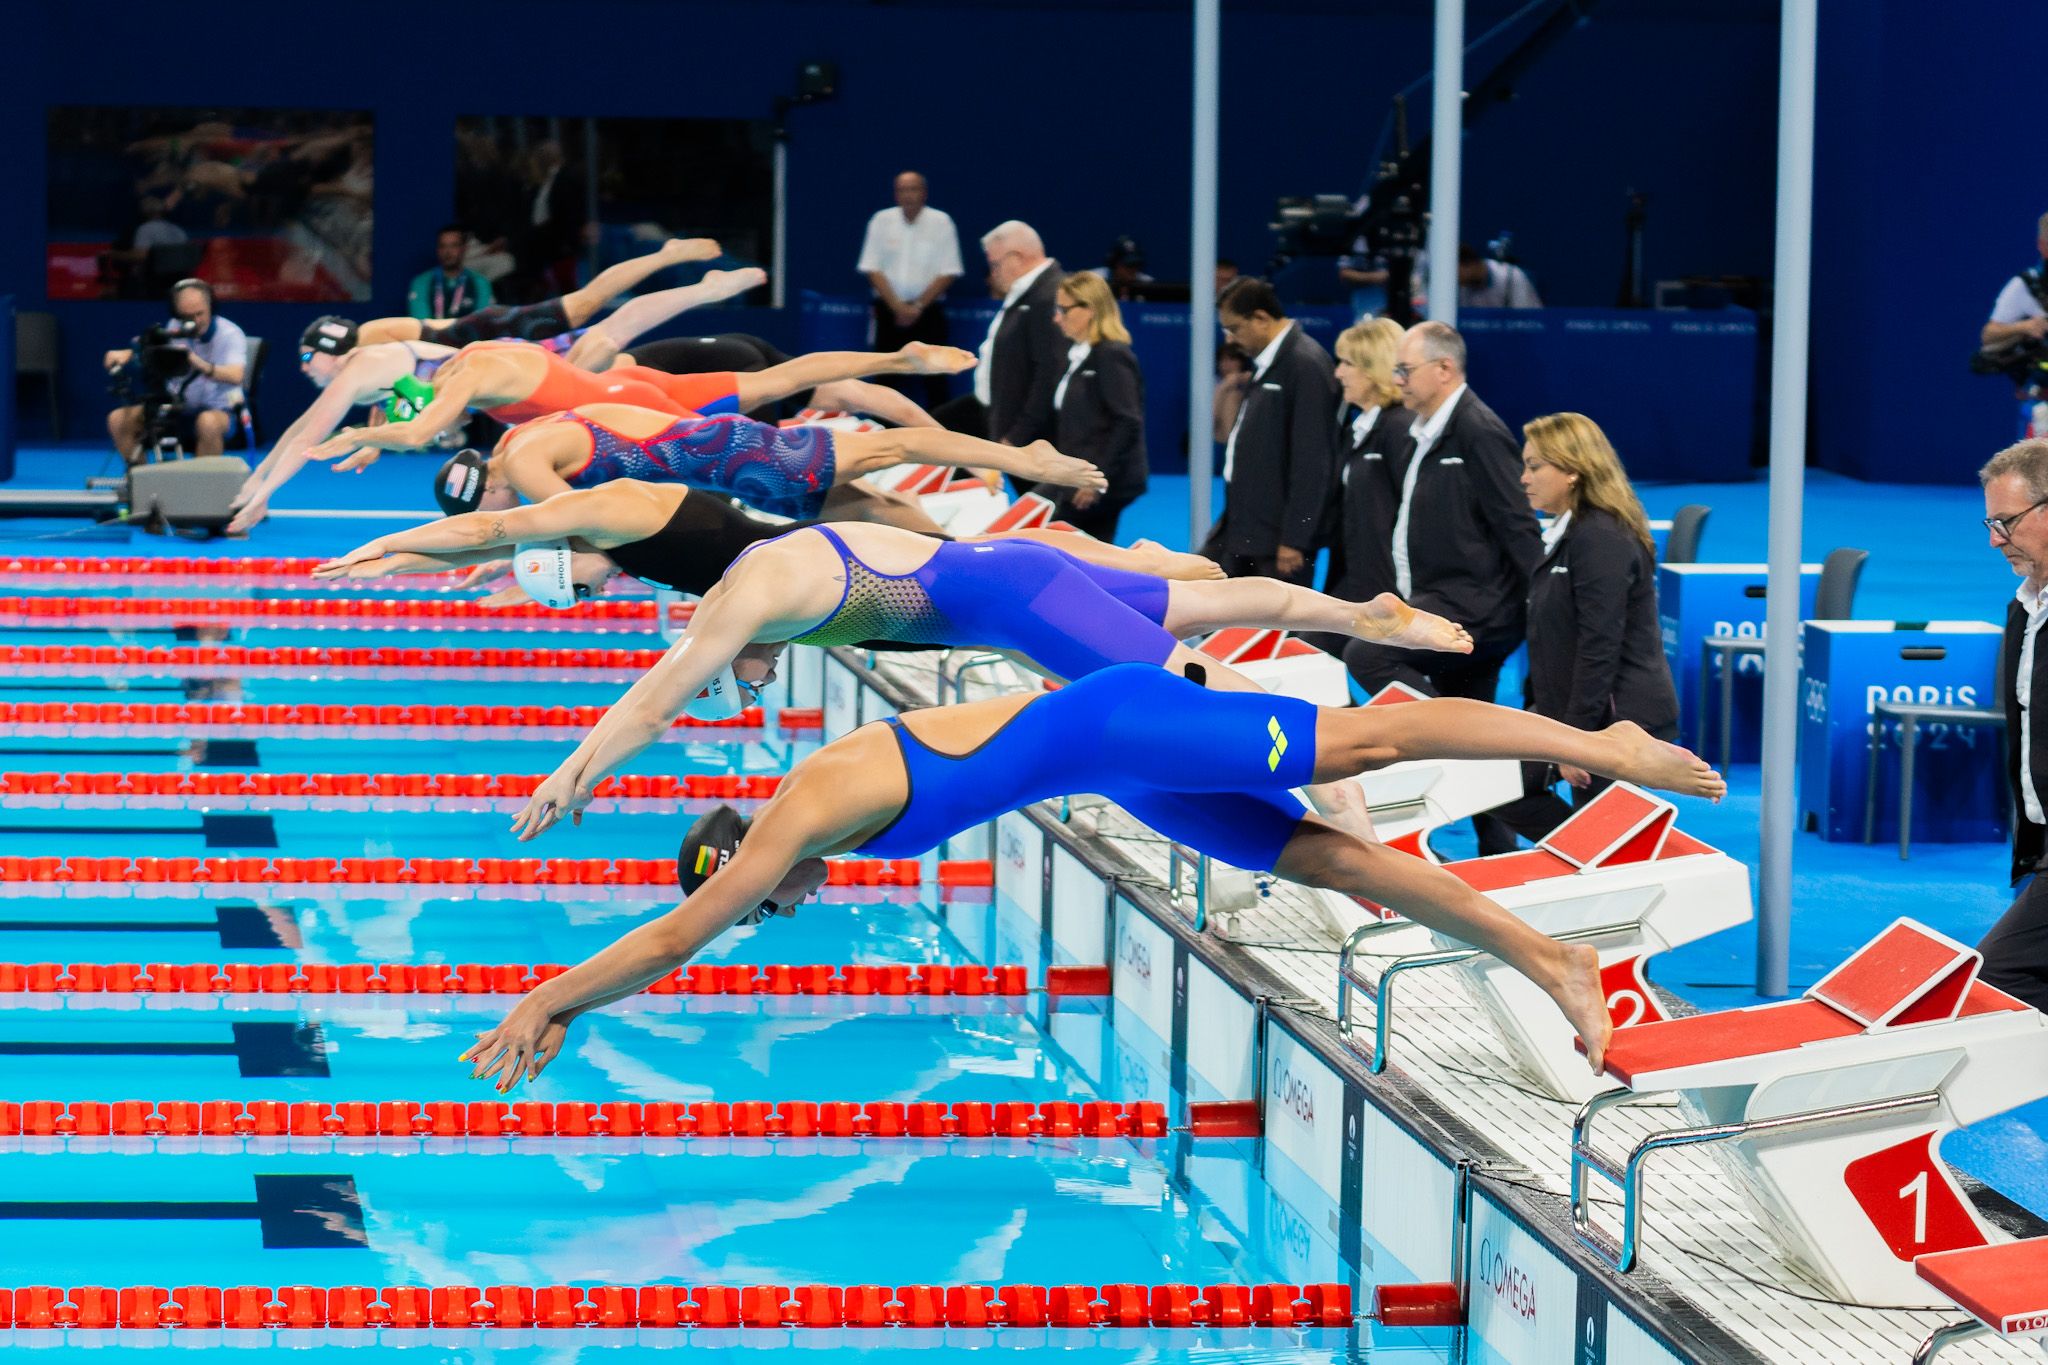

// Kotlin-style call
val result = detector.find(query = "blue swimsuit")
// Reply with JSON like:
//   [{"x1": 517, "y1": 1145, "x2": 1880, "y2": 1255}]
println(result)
[{"x1": 852, "y1": 664, "x2": 1318, "y2": 872}]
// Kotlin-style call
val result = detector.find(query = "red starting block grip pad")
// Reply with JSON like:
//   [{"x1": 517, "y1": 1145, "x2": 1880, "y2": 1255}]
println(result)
[
  {"x1": 0, "y1": 1097, "x2": 1167, "y2": 1141},
  {"x1": 0, "y1": 643, "x2": 672, "y2": 675},
  {"x1": 1538, "y1": 783, "x2": 1674, "y2": 869},
  {"x1": 1364, "y1": 681, "x2": 1432, "y2": 707},
  {"x1": 0, "y1": 959, "x2": 1024, "y2": 998},
  {"x1": 0, "y1": 1281, "x2": 1352, "y2": 1330},
  {"x1": 1916, "y1": 1237, "x2": 2048, "y2": 1336},
  {"x1": 1196, "y1": 628, "x2": 1321, "y2": 665},
  {"x1": 982, "y1": 493, "x2": 1059, "y2": 534},
  {"x1": 1807, "y1": 918, "x2": 1983, "y2": 1028}
]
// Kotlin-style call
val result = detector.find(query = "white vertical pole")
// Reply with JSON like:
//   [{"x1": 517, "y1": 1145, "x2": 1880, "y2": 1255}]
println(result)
[
  {"x1": 1426, "y1": 0, "x2": 1464, "y2": 326},
  {"x1": 772, "y1": 129, "x2": 789, "y2": 310},
  {"x1": 1758, "y1": 0, "x2": 1818, "y2": 997},
  {"x1": 1188, "y1": 0, "x2": 1220, "y2": 546}
]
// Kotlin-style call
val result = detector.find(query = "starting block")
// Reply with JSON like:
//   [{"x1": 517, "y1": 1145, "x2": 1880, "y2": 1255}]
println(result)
[
  {"x1": 1569, "y1": 919, "x2": 2048, "y2": 1306},
  {"x1": 1199, "y1": 628, "x2": 1350, "y2": 707},
  {"x1": 1336, "y1": 782, "x2": 1752, "y2": 1102},
  {"x1": 861, "y1": 462, "x2": 1013, "y2": 536},
  {"x1": 1342, "y1": 681, "x2": 1522, "y2": 849},
  {"x1": 1913, "y1": 1237, "x2": 2048, "y2": 1362}
]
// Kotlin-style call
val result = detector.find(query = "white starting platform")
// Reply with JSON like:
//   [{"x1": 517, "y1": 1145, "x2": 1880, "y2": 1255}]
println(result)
[
  {"x1": 1336, "y1": 781, "x2": 1753, "y2": 1101},
  {"x1": 1570, "y1": 919, "x2": 2048, "y2": 1310}
]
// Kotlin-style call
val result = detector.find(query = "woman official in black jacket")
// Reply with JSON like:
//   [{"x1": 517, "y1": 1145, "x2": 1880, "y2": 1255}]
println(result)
[
  {"x1": 1482, "y1": 411, "x2": 1680, "y2": 843},
  {"x1": 1322, "y1": 316, "x2": 1415, "y2": 608},
  {"x1": 1032, "y1": 270, "x2": 1148, "y2": 539}
]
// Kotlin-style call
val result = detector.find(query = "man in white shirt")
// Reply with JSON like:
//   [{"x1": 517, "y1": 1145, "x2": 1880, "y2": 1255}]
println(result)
[
  {"x1": 1979, "y1": 215, "x2": 2048, "y2": 391},
  {"x1": 1975, "y1": 440, "x2": 2048, "y2": 1010},
  {"x1": 1412, "y1": 245, "x2": 1543, "y2": 314},
  {"x1": 857, "y1": 172, "x2": 963, "y2": 408}
]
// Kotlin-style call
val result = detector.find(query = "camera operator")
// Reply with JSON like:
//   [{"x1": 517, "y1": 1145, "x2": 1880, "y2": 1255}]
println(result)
[
  {"x1": 104, "y1": 279, "x2": 248, "y2": 464},
  {"x1": 1977, "y1": 214, "x2": 2048, "y2": 391}
]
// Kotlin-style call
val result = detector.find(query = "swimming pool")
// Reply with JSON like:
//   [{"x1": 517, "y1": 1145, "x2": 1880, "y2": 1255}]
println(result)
[{"x1": 0, "y1": 570, "x2": 1454, "y2": 1362}]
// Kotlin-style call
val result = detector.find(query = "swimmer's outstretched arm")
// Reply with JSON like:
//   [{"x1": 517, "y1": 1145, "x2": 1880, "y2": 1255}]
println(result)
[
  {"x1": 463, "y1": 821, "x2": 817, "y2": 1092},
  {"x1": 565, "y1": 268, "x2": 767, "y2": 370},
  {"x1": 303, "y1": 365, "x2": 487, "y2": 470},
  {"x1": 313, "y1": 488, "x2": 622, "y2": 575},
  {"x1": 733, "y1": 343, "x2": 976, "y2": 411},
  {"x1": 226, "y1": 355, "x2": 401, "y2": 532}
]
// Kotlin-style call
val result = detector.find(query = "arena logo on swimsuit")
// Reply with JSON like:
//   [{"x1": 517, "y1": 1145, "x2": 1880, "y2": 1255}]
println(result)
[{"x1": 1266, "y1": 716, "x2": 1290, "y2": 772}]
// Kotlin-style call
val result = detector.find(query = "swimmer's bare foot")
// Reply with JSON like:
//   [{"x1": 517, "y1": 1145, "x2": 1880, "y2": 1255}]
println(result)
[
  {"x1": 1351, "y1": 592, "x2": 1473, "y2": 654},
  {"x1": 1600, "y1": 720, "x2": 1727, "y2": 802},
  {"x1": 661, "y1": 237, "x2": 722, "y2": 264},
  {"x1": 899, "y1": 342, "x2": 979, "y2": 375},
  {"x1": 1131, "y1": 538, "x2": 1226, "y2": 581},
  {"x1": 1016, "y1": 441, "x2": 1109, "y2": 492},
  {"x1": 701, "y1": 267, "x2": 766, "y2": 299},
  {"x1": 1549, "y1": 942, "x2": 1613, "y2": 1072}
]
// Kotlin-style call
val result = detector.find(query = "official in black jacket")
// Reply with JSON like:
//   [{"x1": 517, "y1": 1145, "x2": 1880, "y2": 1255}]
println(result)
[
  {"x1": 1321, "y1": 317, "x2": 1416, "y2": 609},
  {"x1": 1481, "y1": 413, "x2": 1680, "y2": 846},
  {"x1": 1974, "y1": 441, "x2": 2048, "y2": 1011},
  {"x1": 1032, "y1": 271, "x2": 1147, "y2": 539},
  {"x1": 1204, "y1": 277, "x2": 1340, "y2": 586},
  {"x1": 1339, "y1": 321, "x2": 1544, "y2": 707},
  {"x1": 937, "y1": 220, "x2": 1068, "y2": 451}
]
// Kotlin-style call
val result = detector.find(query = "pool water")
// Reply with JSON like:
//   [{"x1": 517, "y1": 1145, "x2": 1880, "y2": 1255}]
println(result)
[{"x1": 0, "y1": 585, "x2": 1457, "y2": 1362}]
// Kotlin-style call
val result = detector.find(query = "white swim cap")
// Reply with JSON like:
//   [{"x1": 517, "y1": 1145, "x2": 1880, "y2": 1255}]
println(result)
[
  {"x1": 511, "y1": 540, "x2": 581, "y2": 611},
  {"x1": 674, "y1": 637, "x2": 748, "y2": 720}
]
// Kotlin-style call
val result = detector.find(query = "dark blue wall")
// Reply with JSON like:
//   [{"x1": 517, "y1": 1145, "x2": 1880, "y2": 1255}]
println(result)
[
  {"x1": 1811, "y1": 0, "x2": 2048, "y2": 484},
  {"x1": 4, "y1": 0, "x2": 1778, "y2": 447}
]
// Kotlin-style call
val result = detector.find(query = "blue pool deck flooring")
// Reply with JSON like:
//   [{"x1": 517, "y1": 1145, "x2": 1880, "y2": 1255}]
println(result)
[{"x1": 4, "y1": 443, "x2": 2044, "y2": 1221}]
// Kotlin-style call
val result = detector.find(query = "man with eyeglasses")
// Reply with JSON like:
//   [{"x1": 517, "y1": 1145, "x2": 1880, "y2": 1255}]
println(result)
[
  {"x1": 1974, "y1": 439, "x2": 2048, "y2": 1010},
  {"x1": 1204, "y1": 276, "x2": 1340, "y2": 586},
  {"x1": 1337, "y1": 320, "x2": 1542, "y2": 852},
  {"x1": 103, "y1": 278, "x2": 247, "y2": 464}
]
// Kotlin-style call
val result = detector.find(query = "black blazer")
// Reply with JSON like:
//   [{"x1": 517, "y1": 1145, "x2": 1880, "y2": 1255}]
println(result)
[
  {"x1": 1525, "y1": 506, "x2": 1679, "y2": 734},
  {"x1": 1324, "y1": 401, "x2": 1416, "y2": 602},
  {"x1": 2004, "y1": 597, "x2": 2048, "y2": 882},
  {"x1": 1215, "y1": 325, "x2": 1341, "y2": 558},
  {"x1": 1336, "y1": 387, "x2": 1542, "y2": 647},
  {"x1": 987, "y1": 263, "x2": 1068, "y2": 447},
  {"x1": 1052, "y1": 340, "x2": 1147, "y2": 499}
]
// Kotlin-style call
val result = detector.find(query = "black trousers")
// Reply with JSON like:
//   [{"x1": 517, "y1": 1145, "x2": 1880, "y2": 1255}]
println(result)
[
  {"x1": 1979, "y1": 871, "x2": 2048, "y2": 1013},
  {"x1": 1200, "y1": 519, "x2": 1317, "y2": 587},
  {"x1": 872, "y1": 299, "x2": 952, "y2": 410}
]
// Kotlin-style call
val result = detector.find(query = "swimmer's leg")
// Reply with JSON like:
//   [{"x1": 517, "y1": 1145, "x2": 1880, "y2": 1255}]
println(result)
[
  {"x1": 567, "y1": 269, "x2": 768, "y2": 370},
  {"x1": 559, "y1": 238, "x2": 723, "y2": 327},
  {"x1": 833, "y1": 428, "x2": 1109, "y2": 492},
  {"x1": 1311, "y1": 697, "x2": 1726, "y2": 802},
  {"x1": 1273, "y1": 818, "x2": 1612, "y2": 1071},
  {"x1": 1162, "y1": 578, "x2": 1473, "y2": 655},
  {"x1": 817, "y1": 480, "x2": 946, "y2": 535}
]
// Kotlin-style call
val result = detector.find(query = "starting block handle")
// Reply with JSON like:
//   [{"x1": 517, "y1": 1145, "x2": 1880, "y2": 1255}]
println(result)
[
  {"x1": 936, "y1": 651, "x2": 1010, "y2": 706},
  {"x1": 1570, "y1": 1087, "x2": 1945, "y2": 1275},
  {"x1": 1911, "y1": 1322, "x2": 1992, "y2": 1365},
  {"x1": 1338, "y1": 918, "x2": 1643, "y2": 1075},
  {"x1": 1166, "y1": 842, "x2": 1208, "y2": 933}
]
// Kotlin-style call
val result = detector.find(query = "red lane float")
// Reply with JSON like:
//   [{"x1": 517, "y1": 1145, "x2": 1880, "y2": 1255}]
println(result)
[
  {"x1": 0, "y1": 1096, "x2": 1166, "y2": 1141},
  {"x1": 5, "y1": 555, "x2": 378, "y2": 578},
  {"x1": 0, "y1": 642, "x2": 674, "y2": 678},
  {"x1": 0, "y1": 1281, "x2": 1354, "y2": 1329},
  {"x1": 0, "y1": 770, "x2": 785, "y2": 809},
  {"x1": 0, "y1": 699, "x2": 769, "y2": 736},
  {"x1": 0, "y1": 595, "x2": 677, "y2": 634},
  {"x1": 0, "y1": 958, "x2": 1020, "y2": 998}
]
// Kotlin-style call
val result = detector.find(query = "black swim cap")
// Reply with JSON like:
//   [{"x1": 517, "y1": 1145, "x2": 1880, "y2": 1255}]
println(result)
[
  {"x1": 301, "y1": 316, "x2": 359, "y2": 357},
  {"x1": 433, "y1": 449, "x2": 487, "y2": 515},
  {"x1": 679, "y1": 804, "x2": 774, "y2": 925}
]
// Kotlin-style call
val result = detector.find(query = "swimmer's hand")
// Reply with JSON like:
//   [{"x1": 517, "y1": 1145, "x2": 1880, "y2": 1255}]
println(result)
[
  {"x1": 511, "y1": 771, "x2": 593, "y2": 841},
  {"x1": 461, "y1": 998, "x2": 570, "y2": 1094},
  {"x1": 225, "y1": 493, "x2": 268, "y2": 535},
  {"x1": 313, "y1": 539, "x2": 393, "y2": 577},
  {"x1": 458, "y1": 558, "x2": 513, "y2": 591},
  {"x1": 304, "y1": 429, "x2": 384, "y2": 472}
]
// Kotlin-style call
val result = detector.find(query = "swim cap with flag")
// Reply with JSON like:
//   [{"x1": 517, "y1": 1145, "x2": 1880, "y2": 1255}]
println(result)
[
  {"x1": 678, "y1": 804, "x2": 774, "y2": 925},
  {"x1": 512, "y1": 540, "x2": 583, "y2": 611},
  {"x1": 433, "y1": 449, "x2": 487, "y2": 515},
  {"x1": 301, "y1": 316, "x2": 359, "y2": 357},
  {"x1": 668, "y1": 637, "x2": 747, "y2": 721}
]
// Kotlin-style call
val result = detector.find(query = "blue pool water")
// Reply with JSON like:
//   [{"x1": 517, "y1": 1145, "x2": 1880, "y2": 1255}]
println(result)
[{"x1": 0, "y1": 581, "x2": 1441, "y2": 1362}]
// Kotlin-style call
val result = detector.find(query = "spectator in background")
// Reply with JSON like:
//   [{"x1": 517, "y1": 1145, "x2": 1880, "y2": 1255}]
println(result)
[
  {"x1": 1214, "y1": 258, "x2": 1240, "y2": 298},
  {"x1": 1416, "y1": 244, "x2": 1542, "y2": 311},
  {"x1": 409, "y1": 224, "x2": 494, "y2": 321},
  {"x1": 133, "y1": 197, "x2": 188, "y2": 254},
  {"x1": 1088, "y1": 236, "x2": 1154, "y2": 302},
  {"x1": 1212, "y1": 341, "x2": 1251, "y2": 443},
  {"x1": 1320, "y1": 317, "x2": 1414, "y2": 622},
  {"x1": 1482, "y1": 413, "x2": 1678, "y2": 845},
  {"x1": 1341, "y1": 322, "x2": 1542, "y2": 854},
  {"x1": 1204, "y1": 276, "x2": 1339, "y2": 585},
  {"x1": 939, "y1": 220, "x2": 1064, "y2": 448},
  {"x1": 103, "y1": 278, "x2": 248, "y2": 463},
  {"x1": 1974, "y1": 439, "x2": 2048, "y2": 1011},
  {"x1": 1338, "y1": 233, "x2": 1389, "y2": 319},
  {"x1": 1979, "y1": 213, "x2": 2048, "y2": 367},
  {"x1": 857, "y1": 171, "x2": 963, "y2": 409},
  {"x1": 1041, "y1": 270, "x2": 1147, "y2": 538},
  {"x1": 517, "y1": 141, "x2": 586, "y2": 298}
]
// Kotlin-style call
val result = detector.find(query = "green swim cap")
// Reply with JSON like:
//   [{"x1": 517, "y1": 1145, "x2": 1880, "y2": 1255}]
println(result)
[{"x1": 386, "y1": 374, "x2": 434, "y2": 424}]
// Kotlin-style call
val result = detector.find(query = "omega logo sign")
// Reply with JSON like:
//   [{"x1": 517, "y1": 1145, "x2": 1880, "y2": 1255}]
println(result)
[
  {"x1": 1269, "y1": 1066, "x2": 1316, "y2": 1127},
  {"x1": 999, "y1": 826, "x2": 1026, "y2": 871},
  {"x1": 2009, "y1": 1312, "x2": 2048, "y2": 1333},
  {"x1": 1117, "y1": 931, "x2": 1153, "y2": 984},
  {"x1": 1475, "y1": 1236, "x2": 1537, "y2": 1322}
]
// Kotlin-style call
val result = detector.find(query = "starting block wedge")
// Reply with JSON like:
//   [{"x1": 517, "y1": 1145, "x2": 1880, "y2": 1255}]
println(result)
[
  {"x1": 1198, "y1": 629, "x2": 1350, "y2": 707},
  {"x1": 1568, "y1": 918, "x2": 2048, "y2": 1306},
  {"x1": 1339, "y1": 681, "x2": 1522, "y2": 849},
  {"x1": 1335, "y1": 782, "x2": 1752, "y2": 1101}
]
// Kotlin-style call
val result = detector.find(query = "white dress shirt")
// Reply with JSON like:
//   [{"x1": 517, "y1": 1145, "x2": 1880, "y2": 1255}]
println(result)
[
  {"x1": 975, "y1": 259, "x2": 1054, "y2": 407},
  {"x1": 2017, "y1": 577, "x2": 2048, "y2": 825},
  {"x1": 856, "y1": 206, "x2": 964, "y2": 304},
  {"x1": 1541, "y1": 508, "x2": 1573, "y2": 554},
  {"x1": 1340, "y1": 404, "x2": 1380, "y2": 487},
  {"x1": 1222, "y1": 322, "x2": 1293, "y2": 482},
  {"x1": 1391, "y1": 383, "x2": 1467, "y2": 597},
  {"x1": 1053, "y1": 341, "x2": 1090, "y2": 410}
]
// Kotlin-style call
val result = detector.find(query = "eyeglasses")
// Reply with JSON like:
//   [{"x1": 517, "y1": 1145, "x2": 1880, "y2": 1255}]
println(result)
[
  {"x1": 1392, "y1": 359, "x2": 1445, "y2": 381},
  {"x1": 1985, "y1": 497, "x2": 2048, "y2": 541},
  {"x1": 298, "y1": 350, "x2": 316, "y2": 365},
  {"x1": 1052, "y1": 302, "x2": 1089, "y2": 316}
]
